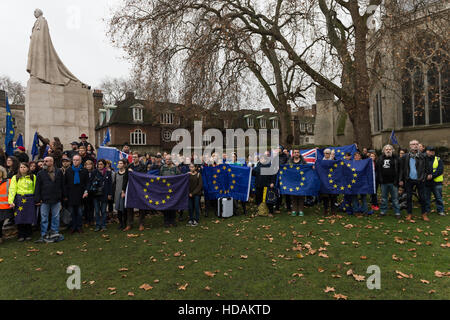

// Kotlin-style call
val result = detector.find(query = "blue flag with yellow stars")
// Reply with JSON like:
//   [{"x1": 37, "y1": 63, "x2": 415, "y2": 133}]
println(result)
[
  {"x1": 31, "y1": 132, "x2": 40, "y2": 160},
  {"x1": 5, "y1": 95, "x2": 15, "y2": 156},
  {"x1": 125, "y1": 171, "x2": 189, "y2": 210},
  {"x1": 316, "y1": 158, "x2": 375, "y2": 195},
  {"x1": 278, "y1": 164, "x2": 321, "y2": 196},
  {"x1": 97, "y1": 146, "x2": 121, "y2": 170},
  {"x1": 202, "y1": 164, "x2": 252, "y2": 201},
  {"x1": 317, "y1": 144, "x2": 357, "y2": 160}
]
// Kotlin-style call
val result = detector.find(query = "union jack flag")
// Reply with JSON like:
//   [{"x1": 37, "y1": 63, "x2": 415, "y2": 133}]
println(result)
[
  {"x1": 119, "y1": 150, "x2": 133, "y2": 164},
  {"x1": 301, "y1": 148, "x2": 317, "y2": 164}
]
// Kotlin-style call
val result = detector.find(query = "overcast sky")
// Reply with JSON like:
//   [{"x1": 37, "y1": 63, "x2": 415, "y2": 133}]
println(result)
[{"x1": 0, "y1": 0, "x2": 131, "y2": 88}]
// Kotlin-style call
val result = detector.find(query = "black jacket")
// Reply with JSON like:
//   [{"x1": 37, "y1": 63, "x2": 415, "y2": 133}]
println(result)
[
  {"x1": 376, "y1": 155, "x2": 400, "y2": 186},
  {"x1": 34, "y1": 168, "x2": 64, "y2": 204},
  {"x1": 87, "y1": 170, "x2": 113, "y2": 202},
  {"x1": 252, "y1": 161, "x2": 277, "y2": 188},
  {"x1": 17, "y1": 153, "x2": 29, "y2": 163},
  {"x1": 400, "y1": 152, "x2": 430, "y2": 183},
  {"x1": 128, "y1": 162, "x2": 146, "y2": 173},
  {"x1": 64, "y1": 167, "x2": 89, "y2": 206}
]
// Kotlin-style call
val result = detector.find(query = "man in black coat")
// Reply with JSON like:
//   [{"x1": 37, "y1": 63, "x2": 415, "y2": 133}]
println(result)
[
  {"x1": 64, "y1": 155, "x2": 89, "y2": 233},
  {"x1": 16, "y1": 147, "x2": 30, "y2": 163},
  {"x1": 34, "y1": 156, "x2": 64, "y2": 243},
  {"x1": 376, "y1": 144, "x2": 401, "y2": 218},
  {"x1": 399, "y1": 139, "x2": 432, "y2": 221}
]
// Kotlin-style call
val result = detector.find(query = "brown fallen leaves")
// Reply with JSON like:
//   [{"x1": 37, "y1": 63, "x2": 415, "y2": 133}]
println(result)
[
  {"x1": 240, "y1": 255, "x2": 248, "y2": 259},
  {"x1": 118, "y1": 268, "x2": 128, "y2": 272},
  {"x1": 292, "y1": 273, "x2": 304, "y2": 278},
  {"x1": 204, "y1": 271, "x2": 216, "y2": 278},
  {"x1": 178, "y1": 283, "x2": 188, "y2": 290},
  {"x1": 420, "y1": 279, "x2": 430, "y2": 284},
  {"x1": 318, "y1": 252, "x2": 329, "y2": 258},
  {"x1": 333, "y1": 293, "x2": 348, "y2": 300},
  {"x1": 139, "y1": 283, "x2": 153, "y2": 291},
  {"x1": 324, "y1": 286, "x2": 335, "y2": 293},
  {"x1": 128, "y1": 292, "x2": 135, "y2": 297},
  {"x1": 434, "y1": 271, "x2": 450, "y2": 278},
  {"x1": 127, "y1": 234, "x2": 139, "y2": 238},
  {"x1": 392, "y1": 254, "x2": 403, "y2": 261},
  {"x1": 56, "y1": 251, "x2": 64, "y2": 256},
  {"x1": 396, "y1": 270, "x2": 413, "y2": 279}
]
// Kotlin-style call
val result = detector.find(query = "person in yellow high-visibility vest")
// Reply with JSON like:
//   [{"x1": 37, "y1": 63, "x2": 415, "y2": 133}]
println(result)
[
  {"x1": 0, "y1": 166, "x2": 11, "y2": 244},
  {"x1": 425, "y1": 146, "x2": 445, "y2": 216}
]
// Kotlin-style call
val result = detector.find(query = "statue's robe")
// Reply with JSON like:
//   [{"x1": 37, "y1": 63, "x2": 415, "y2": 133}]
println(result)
[{"x1": 27, "y1": 16, "x2": 81, "y2": 86}]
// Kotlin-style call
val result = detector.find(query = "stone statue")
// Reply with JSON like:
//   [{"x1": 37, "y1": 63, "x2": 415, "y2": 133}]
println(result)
[{"x1": 27, "y1": 9, "x2": 83, "y2": 86}]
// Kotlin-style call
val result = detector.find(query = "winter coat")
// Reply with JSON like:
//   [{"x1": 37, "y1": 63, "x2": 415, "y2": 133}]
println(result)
[
  {"x1": 63, "y1": 166, "x2": 89, "y2": 206},
  {"x1": 34, "y1": 167, "x2": 64, "y2": 204}
]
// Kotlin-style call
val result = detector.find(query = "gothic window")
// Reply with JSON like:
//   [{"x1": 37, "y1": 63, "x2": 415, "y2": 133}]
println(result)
[
  {"x1": 401, "y1": 35, "x2": 449, "y2": 127},
  {"x1": 160, "y1": 113, "x2": 174, "y2": 124}
]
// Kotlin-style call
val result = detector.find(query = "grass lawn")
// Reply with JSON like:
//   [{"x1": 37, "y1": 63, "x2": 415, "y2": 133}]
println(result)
[{"x1": 0, "y1": 171, "x2": 449, "y2": 300}]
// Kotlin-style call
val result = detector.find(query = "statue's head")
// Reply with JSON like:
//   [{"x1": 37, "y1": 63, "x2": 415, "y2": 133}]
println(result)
[{"x1": 34, "y1": 9, "x2": 43, "y2": 18}]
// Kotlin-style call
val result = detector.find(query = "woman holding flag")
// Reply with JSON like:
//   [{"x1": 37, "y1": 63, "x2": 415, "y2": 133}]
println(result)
[{"x1": 8, "y1": 163, "x2": 36, "y2": 241}]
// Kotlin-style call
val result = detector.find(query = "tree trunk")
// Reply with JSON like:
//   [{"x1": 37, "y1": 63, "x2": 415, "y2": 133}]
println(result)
[
  {"x1": 279, "y1": 110, "x2": 293, "y2": 148},
  {"x1": 350, "y1": 100, "x2": 372, "y2": 149}
]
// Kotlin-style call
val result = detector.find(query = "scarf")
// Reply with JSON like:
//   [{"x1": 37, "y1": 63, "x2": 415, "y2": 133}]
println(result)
[
  {"x1": 409, "y1": 151, "x2": 420, "y2": 159},
  {"x1": 72, "y1": 164, "x2": 82, "y2": 185}
]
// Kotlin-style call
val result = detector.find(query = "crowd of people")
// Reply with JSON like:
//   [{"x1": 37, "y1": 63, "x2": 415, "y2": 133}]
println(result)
[{"x1": 0, "y1": 134, "x2": 446, "y2": 244}]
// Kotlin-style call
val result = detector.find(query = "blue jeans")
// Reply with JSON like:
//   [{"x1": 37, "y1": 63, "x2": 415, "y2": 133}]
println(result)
[
  {"x1": 380, "y1": 184, "x2": 400, "y2": 215},
  {"x1": 40, "y1": 202, "x2": 61, "y2": 237},
  {"x1": 352, "y1": 194, "x2": 367, "y2": 214},
  {"x1": 93, "y1": 199, "x2": 108, "y2": 228},
  {"x1": 69, "y1": 205, "x2": 83, "y2": 230},
  {"x1": 425, "y1": 184, "x2": 444, "y2": 213},
  {"x1": 188, "y1": 195, "x2": 200, "y2": 222}
]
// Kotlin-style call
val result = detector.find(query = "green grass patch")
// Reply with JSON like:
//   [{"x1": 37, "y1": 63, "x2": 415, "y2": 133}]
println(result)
[{"x1": 1, "y1": 172, "x2": 449, "y2": 300}]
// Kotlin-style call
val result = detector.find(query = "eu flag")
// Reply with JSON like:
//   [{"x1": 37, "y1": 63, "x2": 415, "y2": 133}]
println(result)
[
  {"x1": 278, "y1": 164, "x2": 321, "y2": 196},
  {"x1": 317, "y1": 144, "x2": 357, "y2": 160},
  {"x1": 4, "y1": 95, "x2": 15, "y2": 156},
  {"x1": 125, "y1": 171, "x2": 189, "y2": 210},
  {"x1": 31, "y1": 132, "x2": 40, "y2": 160},
  {"x1": 390, "y1": 130, "x2": 399, "y2": 145},
  {"x1": 97, "y1": 146, "x2": 120, "y2": 170},
  {"x1": 101, "y1": 128, "x2": 111, "y2": 146},
  {"x1": 15, "y1": 134, "x2": 24, "y2": 148},
  {"x1": 315, "y1": 159, "x2": 375, "y2": 195},
  {"x1": 202, "y1": 164, "x2": 252, "y2": 201},
  {"x1": 228, "y1": 164, "x2": 252, "y2": 201}
]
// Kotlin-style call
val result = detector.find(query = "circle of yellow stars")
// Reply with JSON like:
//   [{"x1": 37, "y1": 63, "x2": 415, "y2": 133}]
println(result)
[
  {"x1": 143, "y1": 177, "x2": 172, "y2": 206},
  {"x1": 279, "y1": 165, "x2": 307, "y2": 192},
  {"x1": 212, "y1": 165, "x2": 236, "y2": 195},
  {"x1": 327, "y1": 160, "x2": 358, "y2": 191}
]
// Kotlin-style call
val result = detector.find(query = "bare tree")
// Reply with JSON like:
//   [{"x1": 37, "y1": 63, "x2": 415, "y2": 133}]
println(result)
[
  {"x1": 107, "y1": 0, "x2": 448, "y2": 147},
  {"x1": 0, "y1": 75, "x2": 25, "y2": 105},
  {"x1": 98, "y1": 76, "x2": 146, "y2": 105},
  {"x1": 107, "y1": 0, "x2": 319, "y2": 145}
]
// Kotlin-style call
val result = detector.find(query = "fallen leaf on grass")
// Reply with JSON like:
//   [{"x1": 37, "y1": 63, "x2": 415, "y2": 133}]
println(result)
[
  {"x1": 107, "y1": 287, "x2": 116, "y2": 291},
  {"x1": 360, "y1": 256, "x2": 367, "y2": 260},
  {"x1": 118, "y1": 268, "x2": 128, "y2": 272},
  {"x1": 178, "y1": 265, "x2": 185, "y2": 270},
  {"x1": 178, "y1": 238, "x2": 183, "y2": 243},
  {"x1": 128, "y1": 292, "x2": 135, "y2": 296},
  {"x1": 89, "y1": 281, "x2": 95, "y2": 285},
  {"x1": 318, "y1": 267, "x2": 325, "y2": 273},
  {"x1": 27, "y1": 248, "x2": 39, "y2": 252},
  {"x1": 324, "y1": 286, "x2": 335, "y2": 293},
  {"x1": 173, "y1": 252, "x2": 181, "y2": 257},
  {"x1": 204, "y1": 286, "x2": 211, "y2": 291},
  {"x1": 110, "y1": 291, "x2": 117, "y2": 295},
  {"x1": 204, "y1": 271, "x2": 216, "y2": 278},
  {"x1": 56, "y1": 251, "x2": 63, "y2": 256},
  {"x1": 352, "y1": 274, "x2": 365, "y2": 282},
  {"x1": 178, "y1": 283, "x2": 188, "y2": 290},
  {"x1": 343, "y1": 262, "x2": 352, "y2": 265},
  {"x1": 140, "y1": 284, "x2": 153, "y2": 291},
  {"x1": 429, "y1": 290, "x2": 436, "y2": 294},
  {"x1": 420, "y1": 279, "x2": 430, "y2": 284},
  {"x1": 434, "y1": 271, "x2": 450, "y2": 278},
  {"x1": 392, "y1": 254, "x2": 403, "y2": 261},
  {"x1": 127, "y1": 234, "x2": 139, "y2": 238},
  {"x1": 318, "y1": 252, "x2": 329, "y2": 258},
  {"x1": 240, "y1": 255, "x2": 248, "y2": 259},
  {"x1": 333, "y1": 293, "x2": 348, "y2": 300},
  {"x1": 396, "y1": 270, "x2": 413, "y2": 279},
  {"x1": 346, "y1": 269, "x2": 353, "y2": 276},
  {"x1": 292, "y1": 273, "x2": 304, "y2": 278}
]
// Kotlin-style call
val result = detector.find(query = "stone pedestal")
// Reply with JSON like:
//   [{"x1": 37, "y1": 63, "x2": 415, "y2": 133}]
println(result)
[{"x1": 25, "y1": 77, "x2": 95, "y2": 151}]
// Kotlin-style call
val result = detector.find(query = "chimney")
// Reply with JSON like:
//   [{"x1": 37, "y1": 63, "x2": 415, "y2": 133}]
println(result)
[
  {"x1": 93, "y1": 89, "x2": 104, "y2": 127},
  {"x1": 261, "y1": 108, "x2": 270, "y2": 113},
  {"x1": 126, "y1": 91, "x2": 135, "y2": 100}
]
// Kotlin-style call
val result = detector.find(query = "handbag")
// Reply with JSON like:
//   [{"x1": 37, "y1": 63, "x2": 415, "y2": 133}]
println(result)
[
  {"x1": 266, "y1": 187, "x2": 279, "y2": 205},
  {"x1": 61, "y1": 207, "x2": 72, "y2": 225}
]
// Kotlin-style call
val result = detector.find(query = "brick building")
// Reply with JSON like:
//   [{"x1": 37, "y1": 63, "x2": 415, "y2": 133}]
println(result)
[{"x1": 94, "y1": 91, "x2": 281, "y2": 154}]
